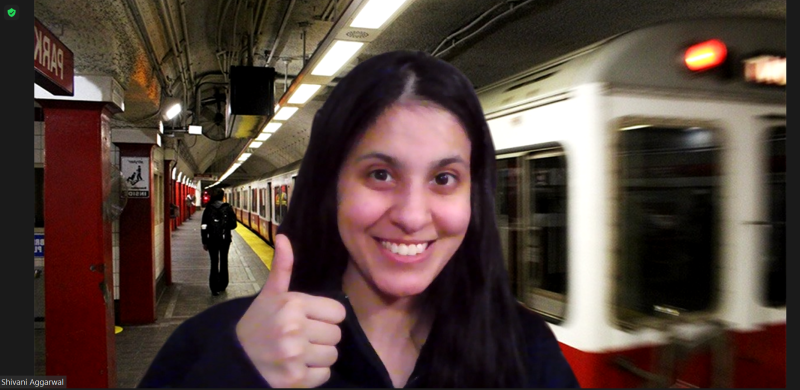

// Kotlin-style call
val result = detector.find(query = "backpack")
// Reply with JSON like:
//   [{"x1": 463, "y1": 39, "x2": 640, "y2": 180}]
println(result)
[{"x1": 208, "y1": 204, "x2": 232, "y2": 242}]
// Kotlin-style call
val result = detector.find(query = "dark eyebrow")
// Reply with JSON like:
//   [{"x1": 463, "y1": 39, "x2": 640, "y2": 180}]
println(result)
[
  {"x1": 355, "y1": 152, "x2": 468, "y2": 170},
  {"x1": 433, "y1": 156, "x2": 468, "y2": 169},
  {"x1": 355, "y1": 152, "x2": 398, "y2": 166}
]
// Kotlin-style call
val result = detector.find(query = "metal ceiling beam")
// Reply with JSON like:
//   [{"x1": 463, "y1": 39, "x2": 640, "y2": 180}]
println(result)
[{"x1": 266, "y1": 0, "x2": 298, "y2": 67}]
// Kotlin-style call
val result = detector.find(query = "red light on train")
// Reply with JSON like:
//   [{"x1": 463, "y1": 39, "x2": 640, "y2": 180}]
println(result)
[{"x1": 684, "y1": 39, "x2": 727, "y2": 71}]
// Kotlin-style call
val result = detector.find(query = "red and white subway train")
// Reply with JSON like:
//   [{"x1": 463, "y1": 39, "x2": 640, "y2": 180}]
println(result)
[{"x1": 226, "y1": 17, "x2": 786, "y2": 388}]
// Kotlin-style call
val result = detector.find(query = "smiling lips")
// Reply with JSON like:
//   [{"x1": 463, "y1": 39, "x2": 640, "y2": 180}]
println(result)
[{"x1": 377, "y1": 239, "x2": 430, "y2": 256}]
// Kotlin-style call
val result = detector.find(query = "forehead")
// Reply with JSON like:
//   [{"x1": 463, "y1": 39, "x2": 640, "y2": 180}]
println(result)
[{"x1": 350, "y1": 101, "x2": 471, "y2": 158}]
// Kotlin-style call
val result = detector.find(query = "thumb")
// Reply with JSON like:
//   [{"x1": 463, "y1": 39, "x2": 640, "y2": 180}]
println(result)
[{"x1": 262, "y1": 234, "x2": 294, "y2": 295}]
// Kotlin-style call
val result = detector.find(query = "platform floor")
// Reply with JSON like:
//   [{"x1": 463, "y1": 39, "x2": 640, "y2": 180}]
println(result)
[{"x1": 33, "y1": 210, "x2": 273, "y2": 388}]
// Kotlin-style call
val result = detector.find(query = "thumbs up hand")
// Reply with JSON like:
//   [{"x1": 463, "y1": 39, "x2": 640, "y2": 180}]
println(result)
[{"x1": 236, "y1": 234, "x2": 347, "y2": 388}]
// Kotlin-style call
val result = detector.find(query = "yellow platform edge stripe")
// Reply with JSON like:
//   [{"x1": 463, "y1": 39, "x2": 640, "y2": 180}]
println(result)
[{"x1": 234, "y1": 224, "x2": 274, "y2": 270}]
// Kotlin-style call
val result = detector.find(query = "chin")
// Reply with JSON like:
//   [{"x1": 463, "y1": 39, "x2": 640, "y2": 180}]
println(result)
[{"x1": 373, "y1": 275, "x2": 433, "y2": 299}]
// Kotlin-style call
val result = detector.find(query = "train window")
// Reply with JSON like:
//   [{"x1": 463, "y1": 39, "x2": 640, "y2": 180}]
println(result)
[
  {"x1": 266, "y1": 183, "x2": 272, "y2": 220},
  {"x1": 765, "y1": 125, "x2": 785, "y2": 307},
  {"x1": 258, "y1": 188, "x2": 264, "y2": 218},
  {"x1": 496, "y1": 146, "x2": 569, "y2": 322},
  {"x1": 496, "y1": 158, "x2": 520, "y2": 279},
  {"x1": 616, "y1": 125, "x2": 720, "y2": 325},
  {"x1": 34, "y1": 167, "x2": 44, "y2": 228},
  {"x1": 273, "y1": 186, "x2": 282, "y2": 224},
  {"x1": 251, "y1": 188, "x2": 257, "y2": 213}
]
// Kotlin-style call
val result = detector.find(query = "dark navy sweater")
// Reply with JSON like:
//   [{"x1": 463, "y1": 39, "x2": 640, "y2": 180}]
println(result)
[{"x1": 138, "y1": 293, "x2": 580, "y2": 388}]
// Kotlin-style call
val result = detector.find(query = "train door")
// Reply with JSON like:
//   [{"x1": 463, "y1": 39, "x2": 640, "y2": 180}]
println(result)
[
  {"x1": 251, "y1": 186, "x2": 257, "y2": 228},
  {"x1": 496, "y1": 145, "x2": 569, "y2": 323},
  {"x1": 762, "y1": 122, "x2": 785, "y2": 308},
  {"x1": 613, "y1": 118, "x2": 722, "y2": 324}
]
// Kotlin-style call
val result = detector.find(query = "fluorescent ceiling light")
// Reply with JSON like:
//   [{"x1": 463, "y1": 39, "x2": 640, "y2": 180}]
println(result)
[
  {"x1": 311, "y1": 40, "x2": 364, "y2": 76},
  {"x1": 250, "y1": 141, "x2": 263, "y2": 149},
  {"x1": 288, "y1": 84, "x2": 322, "y2": 105},
  {"x1": 165, "y1": 103, "x2": 181, "y2": 120},
  {"x1": 256, "y1": 132, "x2": 273, "y2": 141},
  {"x1": 156, "y1": 134, "x2": 162, "y2": 147},
  {"x1": 263, "y1": 122, "x2": 282, "y2": 133},
  {"x1": 274, "y1": 106, "x2": 299, "y2": 121},
  {"x1": 238, "y1": 152, "x2": 252, "y2": 162},
  {"x1": 227, "y1": 162, "x2": 242, "y2": 175},
  {"x1": 158, "y1": 121, "x2": 164, "y2": 134},
  {"x1": 350, "y1": 0, "x2": 409, "y2": 29},
  {"x1": 188, "y1": 125, "x2": 202, "y2": 135}
]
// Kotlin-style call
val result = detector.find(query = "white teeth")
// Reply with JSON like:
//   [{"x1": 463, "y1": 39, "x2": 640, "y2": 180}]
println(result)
[{"x1": 380, "y1": 240, "x2": 428, "y2": 256}]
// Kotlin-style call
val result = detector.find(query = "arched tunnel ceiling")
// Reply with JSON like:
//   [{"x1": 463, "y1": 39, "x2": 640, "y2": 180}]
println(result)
[{"x1": 34, "y1": 0, "x2": 786, "y2": 187}]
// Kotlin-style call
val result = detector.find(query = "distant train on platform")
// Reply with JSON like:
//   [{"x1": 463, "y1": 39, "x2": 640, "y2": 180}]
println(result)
[{"x1": 225, "y1": 17, "x2": 785, "y2": 388}]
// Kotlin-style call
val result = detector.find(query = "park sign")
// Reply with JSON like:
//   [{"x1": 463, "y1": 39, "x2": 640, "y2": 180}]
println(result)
[{"x1": 34, "y1": 17, "x2": 74, "y2": 96}]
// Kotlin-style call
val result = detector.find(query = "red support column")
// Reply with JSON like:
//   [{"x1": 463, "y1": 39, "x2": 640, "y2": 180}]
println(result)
[
  {"x1": 179, "y1": 183, "x2": 184, "y2": 223},
  {"x1": 40, "y1": 100, "x2": 117, "y2": 388},
  {"x1": 117, "y1": 144, "x2": 156, "y2": 324},
  {"x1": 175, "y1": 179, "x2": 180, "y2": 227},
  {"x1": 163, "y1": 160, "x2": 173, "y2": 285}
]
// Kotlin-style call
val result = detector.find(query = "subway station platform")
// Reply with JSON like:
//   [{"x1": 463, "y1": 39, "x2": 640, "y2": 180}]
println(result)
[{"x1": 33, "y1": 210, "x2": 274, "y2": 388}]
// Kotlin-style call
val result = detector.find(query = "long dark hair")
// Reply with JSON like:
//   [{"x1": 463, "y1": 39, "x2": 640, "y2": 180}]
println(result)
[{"x1": 278, "y1": 50, "x2": 527, "y2": 387}]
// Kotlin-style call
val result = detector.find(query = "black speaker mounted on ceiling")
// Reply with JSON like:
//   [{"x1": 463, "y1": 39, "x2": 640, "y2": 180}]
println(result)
[{"x1": 226, "y1": 66, "x2": 276, "y2": 139}]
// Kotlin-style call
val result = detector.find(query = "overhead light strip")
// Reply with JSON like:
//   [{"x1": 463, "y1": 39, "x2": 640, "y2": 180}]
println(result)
[
  {"x1": 255, "y1": 132, "x2": 272, "y2": 141},
  {"x1": 311, "y1": 41, "x2": 365, "y2": 77},
  {"x1": 288, "y1": 84, "x2": 322, "y2": 104},
  {"x1": 350, "y1": 0, "x2": 410, "y2": 29},
  {"x1": 263, "y1": 122, "x2": 282, "y2": 133},
  {"x1": 274, "y1": 106, "x2": 299, "y2": 121}
]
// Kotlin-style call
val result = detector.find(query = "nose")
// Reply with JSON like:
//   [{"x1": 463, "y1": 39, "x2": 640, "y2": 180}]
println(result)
[{"x1": 389, "y1": 182, "x2": 432, "y2": 234}]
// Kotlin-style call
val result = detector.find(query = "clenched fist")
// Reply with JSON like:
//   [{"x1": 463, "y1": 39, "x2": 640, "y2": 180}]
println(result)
[{"x1": 236, "y1": 234, "x2": 347, "y2": 387}]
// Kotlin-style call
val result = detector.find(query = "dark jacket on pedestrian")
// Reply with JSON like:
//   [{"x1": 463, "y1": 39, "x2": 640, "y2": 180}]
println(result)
[
  {"x1": 201, "y1": 200, "x2": 237, "y2": 246},
  {"x1": 138, "y1": 291, "x2": 580, "y2": 388}
]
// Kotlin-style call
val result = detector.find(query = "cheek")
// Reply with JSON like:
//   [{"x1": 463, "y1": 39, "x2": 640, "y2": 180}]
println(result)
[
  {"x1": 432, "y1": 196, "x2": 471, "y2": 236},
  {"x1": 337, "y1": 186, "x2": 388, "y2": 232}
]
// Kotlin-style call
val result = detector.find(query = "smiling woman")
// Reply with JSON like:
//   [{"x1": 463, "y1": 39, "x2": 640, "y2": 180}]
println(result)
[{"x1": 138, "y1": 50, "x2": 579, "y2": 388}]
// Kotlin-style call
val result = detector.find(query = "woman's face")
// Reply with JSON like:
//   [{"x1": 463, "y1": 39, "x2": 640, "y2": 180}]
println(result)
[{"x1": 337, "y1": 101, "x2": 472, "y2": 298}]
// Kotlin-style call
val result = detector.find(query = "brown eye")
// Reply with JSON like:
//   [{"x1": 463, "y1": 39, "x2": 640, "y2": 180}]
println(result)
[
  {"x1": 433, "y1": 173, "x2": 456, "y2": 186},
  {"x1": 369, "y1": 169, "x2": 392, "y2": 182}
]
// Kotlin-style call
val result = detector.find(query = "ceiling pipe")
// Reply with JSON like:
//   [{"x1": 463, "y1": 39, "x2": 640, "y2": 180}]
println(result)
[
  {"x1": 431, "y1": 0, "x2": 535, "y2": 59},
  {"x1": 320, "y1": 0, "x2": 338, "y2": 21},
  {"x1": 266, "y1": 0, "x2": 298, "y2": 67},
  {"x1": 252, "y1": 0, "x2": 273, "y2": 44},
  {"x1": 230, "y1": 0, "x2": 245, "y2": 67},
  {"x1": 247, "y1": 0, "x2": 273, "y2": 66},
  {"x1": 157, "y1": 0, "x2": 190, "y2": 104},
  {"x1": 178, "y1": 0, "x2": 197, "y2": 87},
  {"x1": 215, "y1": 0, "x2": 234, "y2": 80}
]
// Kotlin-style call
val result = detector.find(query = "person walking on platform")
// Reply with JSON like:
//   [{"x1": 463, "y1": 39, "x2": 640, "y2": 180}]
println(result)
[{"x1": 200, "y1": 188, "x2": 237, "y2": 296}]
